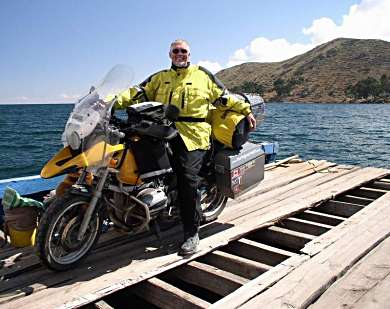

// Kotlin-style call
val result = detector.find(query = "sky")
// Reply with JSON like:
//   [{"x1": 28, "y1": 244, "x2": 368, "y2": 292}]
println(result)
[{"x1": 1, "y1": 0, "x2": 389, "y2": 104}]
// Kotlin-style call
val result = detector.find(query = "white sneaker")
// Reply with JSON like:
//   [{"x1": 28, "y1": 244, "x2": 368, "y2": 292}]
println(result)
[{"x1": 178, "y1": 233, "x2": 199, "y2": 256}]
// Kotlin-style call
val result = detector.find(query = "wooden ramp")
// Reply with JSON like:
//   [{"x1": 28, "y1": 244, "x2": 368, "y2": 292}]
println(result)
[{"x1": 1, "y1": 159, "x2": 390, "y2": 308}]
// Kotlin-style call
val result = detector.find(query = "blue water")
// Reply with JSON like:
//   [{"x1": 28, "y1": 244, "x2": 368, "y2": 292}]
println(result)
[{"x1": 0, "y1": 103, "x2": 389, "y2": 180}]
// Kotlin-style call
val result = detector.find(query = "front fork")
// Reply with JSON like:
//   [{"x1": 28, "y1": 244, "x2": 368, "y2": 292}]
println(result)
[{"x1": 77, "y1": 168, "x2": 110, "y2": 240}]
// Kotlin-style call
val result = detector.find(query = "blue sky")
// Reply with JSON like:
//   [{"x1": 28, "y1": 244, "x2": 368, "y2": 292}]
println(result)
[{"x1": 1, "y1": 0, "x2": 388, "y2": 103}]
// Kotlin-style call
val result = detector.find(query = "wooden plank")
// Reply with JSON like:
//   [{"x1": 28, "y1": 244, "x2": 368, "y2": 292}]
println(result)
[
  {"x1": 0, "y1": 246, "x2": 34, "y2": 262},
  {"x1": 0, "y1": 267, "x2": 53, "y2": 295},
  {"x1": 0, "y1": 166, "x2": 372, "y2": 304},
  {"x1": 0, "y1": 162, "x2": 326, "y2": 278},
  {"x1": 228, "y1": 167, "x2": 381, "y2": 229},
  {"x1": 0, "y1": 166, "x2": 374, "y2": 304},
  {"x1": 234, "y1": 160, "x2": 339, "y2": 204},
  {"x1": 169, "y1": 261, "x2": 248, "y2": 296},
  {"x1": 249, "y1": 226, "x2": 315, "y2": 252},
  {"x1": 369, "y1": 180, "x2": 390, "y2": 190},
  {"x1": 4, "y1": 166, "x2": 388, "y2": 309},
  {"x1": 278, "y1": 217, "x2": 332, "y2": 236},
  {"x1": 349, "y1": 187, "x2": 387, "y2": 199},
  {"x1": 336, "y1": 194, "x2": 374, "y2": 205},
  {"x1": 294, "y1": 210, "x2": 346, "y2": 226},
  {"x1": 132, "y1": 277, "x2": 210, "y2": 309},
  {"x1": 222, "y1": 164, "x2": 359, "y2": 224},
  {"x1": 314, "y1": 200, "x2": 364, "y2": 217},
  {"x1": 0, "y1": 228, "x2": 145, "y2": 280},
  {"x1": 263, "y1": 155, "x2": 300, "y2": 171},
  {"x1": 0, "y1": 252, "x2": 40, "y2": 279},
  {"x1": 198, "y1": 250, "x2": 271, "y2": 279},
  {"x1": 309, "y1": 237, "x2": 390, "y2": 308},
  {"x1": 240, "y1": 192, "x2": 390, "y2": 309},
  {"x1": 1, "y1": 163, "x2": 321, "y2": 303},
  {"x1": 0, "y1": 224, "x2": 183, "y2": 302},
  {"x1": 222, "y1": 238, "x2": 295, "y2": 266},
  {"x1": 302, "y1": 183, "x2": 390, "y2": 257},
  {"x1": 210, "y1": 254, "x2": 309, "y2": 309},
  {"x1": 0, "y1": 162, "x2": 341, "y2": 282},
  {"x1": 94, "y1": 300, "x2": 114, "y2": 309},
  {"x1": 262, "y1": 160, "x2": 328, "y2": 181},
  {"x1": 352, "y1": 273, "x2": 390, "y2": 309}
]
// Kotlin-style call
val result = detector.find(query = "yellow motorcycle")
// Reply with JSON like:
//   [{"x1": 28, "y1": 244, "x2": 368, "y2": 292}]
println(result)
[{"x1": 36, "y1": 66, "x2": 231, "y2": 270}]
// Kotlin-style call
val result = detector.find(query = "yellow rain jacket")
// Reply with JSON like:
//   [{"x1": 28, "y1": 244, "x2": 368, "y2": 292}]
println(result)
[{"x1": 115, "y1": 64, "x2": 251, "y2": 151}]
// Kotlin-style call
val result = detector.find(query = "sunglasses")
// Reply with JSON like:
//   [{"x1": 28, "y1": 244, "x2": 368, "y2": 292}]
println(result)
[{"x1": 172, "y1": 48, "x2": 188, "y2": 54}]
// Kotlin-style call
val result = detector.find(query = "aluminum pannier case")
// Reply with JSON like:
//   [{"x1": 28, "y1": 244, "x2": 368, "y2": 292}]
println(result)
[{"x1": 214, "y1": 142, "x2": 265, "y2": 198}]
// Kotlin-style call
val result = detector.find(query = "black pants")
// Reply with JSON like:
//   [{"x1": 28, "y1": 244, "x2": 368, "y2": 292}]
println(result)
[{"x1": 170, "y1": 136, "x2": 206, "y2": 238}]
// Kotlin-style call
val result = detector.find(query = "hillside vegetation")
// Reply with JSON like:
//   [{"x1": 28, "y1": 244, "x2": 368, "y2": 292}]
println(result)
[{"x1": 216, "y1": 38, "x2": 390, "y2": 103}]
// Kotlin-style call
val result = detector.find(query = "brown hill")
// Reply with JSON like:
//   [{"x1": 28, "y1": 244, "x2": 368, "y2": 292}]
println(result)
[{"x1": 216, "y1": 38, "x2": 390, "y2": 103}]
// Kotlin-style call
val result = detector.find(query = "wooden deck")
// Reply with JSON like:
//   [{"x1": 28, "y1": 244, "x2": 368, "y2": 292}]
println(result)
[{"x1": 1, "y1": 159, "x2": 390, "y2": 308}]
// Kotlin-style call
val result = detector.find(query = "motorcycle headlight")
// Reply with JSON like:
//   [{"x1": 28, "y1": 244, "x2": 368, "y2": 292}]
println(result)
[{"x1": 67, "y1": 131, "x2": 81, "y2": 150}]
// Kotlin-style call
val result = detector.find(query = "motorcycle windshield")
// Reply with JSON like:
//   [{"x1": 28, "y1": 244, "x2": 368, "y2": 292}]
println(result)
[
  {"x1": 231, "y1": 93, "x2": 265, "y2": 123},
  {"x1": 62, "y1": 65, "x2": 133, "y2": 149},
  {"x1": 245, "y1": 94, "x2": 265, "y2": 123}
]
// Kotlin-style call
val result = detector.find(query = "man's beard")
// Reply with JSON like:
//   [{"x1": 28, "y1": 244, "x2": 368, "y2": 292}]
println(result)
[{"x1": 175, "y1": 61, "x2": 188, "y2": 67}]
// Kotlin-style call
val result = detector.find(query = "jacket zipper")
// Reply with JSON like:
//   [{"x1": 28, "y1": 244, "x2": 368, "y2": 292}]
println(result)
[
  {"x1": 168, "y1": 91, "x2": 173, "y2": 104},
  {"x1": 181, "y1": 90, "x2": 185, "y2": 109}
]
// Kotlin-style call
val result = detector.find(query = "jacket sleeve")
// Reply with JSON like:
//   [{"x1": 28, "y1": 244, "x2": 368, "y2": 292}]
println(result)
[
  {"x1": 114, "y1": 73, "x2": 159, "y2": 109},
  {"x1": 203, "y1": 68, "x2": 252, "y2": 116},
  {"x1": 215, "y1": 90, "x2": 252, "y2": 116},
  {"x1": 114, "y1": 87, "x2": 141, "y2": 109}
]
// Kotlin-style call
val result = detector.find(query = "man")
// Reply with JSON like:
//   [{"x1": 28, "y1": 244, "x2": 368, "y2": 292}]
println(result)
[{"x1": 116, "y1": 39, "x2": 256, "y2": 255}]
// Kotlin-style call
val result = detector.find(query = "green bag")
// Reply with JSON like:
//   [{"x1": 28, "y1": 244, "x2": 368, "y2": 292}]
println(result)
[{"x1": 2, "y1": 187, "x2": 44, "y2": 210}]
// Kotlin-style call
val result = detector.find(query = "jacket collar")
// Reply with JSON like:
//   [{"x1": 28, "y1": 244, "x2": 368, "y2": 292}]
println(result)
[{"x1": 171, "y1": 62, "x2": 191, "y2": 71}]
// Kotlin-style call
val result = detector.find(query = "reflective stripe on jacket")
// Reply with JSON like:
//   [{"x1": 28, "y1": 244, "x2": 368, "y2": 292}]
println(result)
[{"x1": 115, "y1": 64, "x2": 251, "y2": 151}]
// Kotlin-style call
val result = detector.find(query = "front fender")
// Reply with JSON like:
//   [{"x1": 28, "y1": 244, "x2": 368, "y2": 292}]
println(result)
[
  {"x1": 41, "y1": 147, "x2": 83, "y2": 178},
  {"x1": 41, "y1": 142, "x2": 124, "y2": 179}
]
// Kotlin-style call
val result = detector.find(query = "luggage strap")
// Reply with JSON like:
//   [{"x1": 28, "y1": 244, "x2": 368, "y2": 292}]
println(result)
[{"x1": 176, "y1": 117, "x2": 206, "y2": 122}]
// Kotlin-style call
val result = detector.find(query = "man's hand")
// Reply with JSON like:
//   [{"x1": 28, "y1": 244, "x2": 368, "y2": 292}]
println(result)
[{"x1": 247, "y1": 113, "x2": 257, "y2": 131}]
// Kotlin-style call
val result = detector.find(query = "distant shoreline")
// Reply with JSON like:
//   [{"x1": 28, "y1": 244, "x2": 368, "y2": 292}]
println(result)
[
  {"x1": 0, "y1": 102, "x2": 74, "y2": 105},
  {"x1": 0, "y1": 100, "x2": 389, "y2": 106},
  {"x1": 1, "y1": 102, "x2": 384, "y2": 106},
  {"x1": 266, "y1": 100, "x2": 390, "y2": 104}
]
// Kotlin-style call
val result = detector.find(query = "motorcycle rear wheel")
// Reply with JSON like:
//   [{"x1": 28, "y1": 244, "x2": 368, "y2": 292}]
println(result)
[
  {"x1": 200, "y1": 186, "x2": 228, "y2": 223},
  {"x1": 36, "y1": 193, "x2": 102, "y2": 271}
]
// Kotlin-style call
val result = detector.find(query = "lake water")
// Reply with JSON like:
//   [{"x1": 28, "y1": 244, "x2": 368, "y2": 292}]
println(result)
[{"x1": 0, "y1": 103, "x2": 389, "y2": 180}]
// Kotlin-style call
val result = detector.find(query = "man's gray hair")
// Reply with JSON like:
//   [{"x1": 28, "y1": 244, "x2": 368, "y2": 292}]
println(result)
[{"x1": 170, "y1": 39, "x2": 190, "y2": 52}]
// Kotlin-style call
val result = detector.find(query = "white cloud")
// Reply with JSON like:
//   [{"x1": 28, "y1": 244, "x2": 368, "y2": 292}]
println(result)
[
  {"x1": 202, "y1": 0, "x2": 390, "y2": 71},
  {"x1": 15, "y1": 96, "x2": 29, "y2": 101},
  {"x1": 302, "y1": 17, "x2": 338, "y2": 45},
  {"x1": 226, "y1": 37, "x2": 313, "y2": 67},
  {"x1": 197, "y1": 60, "x2": 223, "y2": 74},
  {"x1": 60, "y1": 93, "x2": 81, "y2": 100},
  {"x1": 0, "y1": 93, "x2": 81, "y2": 104},
  {"x1": 303, "y1": 0, "x2": 390, "y2": 44}
]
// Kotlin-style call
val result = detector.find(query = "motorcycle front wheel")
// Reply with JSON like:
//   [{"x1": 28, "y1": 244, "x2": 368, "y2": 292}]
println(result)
[
  {"x1": 200, "y1": 185, "x2": 228, "y2": 223},
  {"x1": 36, "y1": 193, "x2": 102, "y2": 271}
]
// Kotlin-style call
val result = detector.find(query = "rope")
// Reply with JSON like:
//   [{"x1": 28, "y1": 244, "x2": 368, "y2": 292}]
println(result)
[{"x1": 307, "y1": 160, "x2": 338, "y2": 174}]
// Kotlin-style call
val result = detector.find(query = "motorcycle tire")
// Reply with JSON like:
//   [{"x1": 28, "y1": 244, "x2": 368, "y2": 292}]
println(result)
[
  {"x1": 36, "y1": 193, "x2": 102, "y2": 271},
  {"x1": 200, "y1": 187, "x2": 228, "y2": 223}
]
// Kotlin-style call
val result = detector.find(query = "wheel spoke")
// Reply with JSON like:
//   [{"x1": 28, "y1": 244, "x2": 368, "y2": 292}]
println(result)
[
  {"x1": 43, "y1": 198, "x2": 101, "y2": 268},
  {"x1": 52, "y1": 244, "x2": 66, "y2": 258}
]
